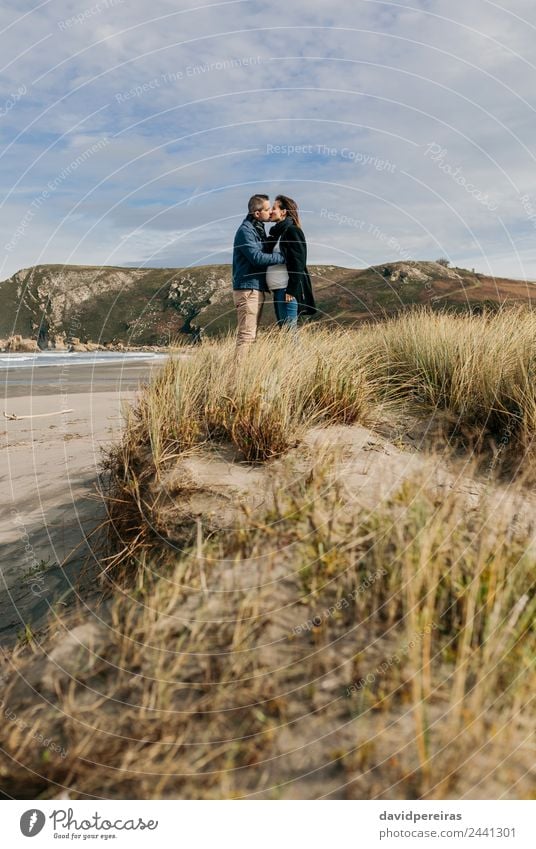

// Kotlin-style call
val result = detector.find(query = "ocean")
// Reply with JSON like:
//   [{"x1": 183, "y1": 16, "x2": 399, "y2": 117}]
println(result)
[
  {"x1": 0, "y1": 351, "x2": 170, "y2": 396},
  {"x1": 0, "y1": 351, "x2": 168, "y2": 369}
]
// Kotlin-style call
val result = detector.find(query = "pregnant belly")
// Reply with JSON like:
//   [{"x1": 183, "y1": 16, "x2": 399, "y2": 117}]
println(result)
[{"x1": 266, "y1": 263, "x2": 289, "y2": 290}]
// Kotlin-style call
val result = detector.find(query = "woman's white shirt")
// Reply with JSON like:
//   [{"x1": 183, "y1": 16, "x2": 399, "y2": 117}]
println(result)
[{"x1": 266, "y1": 238, "x2": 288, "y2": 291}]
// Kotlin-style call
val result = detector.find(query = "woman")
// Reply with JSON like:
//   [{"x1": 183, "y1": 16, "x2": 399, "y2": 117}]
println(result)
[{"x1": 265, "y1": 195, "x2": 317, "y2": 328}]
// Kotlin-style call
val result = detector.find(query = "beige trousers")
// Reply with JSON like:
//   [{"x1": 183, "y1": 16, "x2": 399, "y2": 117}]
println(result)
[{"x1": 233, "y1": 288, "x2": 265, "y2": 354}]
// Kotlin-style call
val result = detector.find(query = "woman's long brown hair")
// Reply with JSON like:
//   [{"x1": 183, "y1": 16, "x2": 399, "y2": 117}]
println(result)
[{"x1": 275, "y1": 194, "x2": 301, "y2": 228}]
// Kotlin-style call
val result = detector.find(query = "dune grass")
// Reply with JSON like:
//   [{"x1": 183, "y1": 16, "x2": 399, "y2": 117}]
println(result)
[
  {"x1": 119, "y1": 326, "x2": 380, "y2": 468},
  {"x1": 100, "y1": 306, "x2": 536, "y2": 583},
  {"x1": 0, "y1": 454, "x2": 533, "y2": 799},
  {"x1": 119, "y1": 305, "x2": 536, "y2": 473},
  {"x1": 367, "y1": 305, "x2": 536, "y2": 457},
  {"x1": 1, "y1": 306, "x2": 535, "y2": 800}
]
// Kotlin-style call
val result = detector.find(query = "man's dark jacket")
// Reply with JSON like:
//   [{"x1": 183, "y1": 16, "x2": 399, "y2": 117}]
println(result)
[{"x1": 265, "y1": 217, "x2": 317, "y2": 316}]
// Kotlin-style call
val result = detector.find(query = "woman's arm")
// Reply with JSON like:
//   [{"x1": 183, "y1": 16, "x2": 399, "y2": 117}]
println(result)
[{"x1": 281, "y1": 226, "x2": 307, "y2": 298}]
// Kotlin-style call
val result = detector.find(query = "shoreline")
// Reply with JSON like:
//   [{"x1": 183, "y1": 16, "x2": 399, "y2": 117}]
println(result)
[
  {"x1": 1, "y1": 358, "x2": 168, "y2": 398},
  {"x1": 0, "y1": 361, "x2": 162, "y2": 645}
]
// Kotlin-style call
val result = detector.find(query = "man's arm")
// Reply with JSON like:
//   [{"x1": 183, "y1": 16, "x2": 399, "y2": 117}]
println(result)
[{"x1": 235, "y1": 225, "x2": 285, "y2": 266}]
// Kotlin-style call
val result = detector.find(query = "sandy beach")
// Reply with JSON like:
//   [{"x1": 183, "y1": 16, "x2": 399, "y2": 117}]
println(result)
[{"x1": 0, "y1": 357, "x2": 167, "y2": 645}]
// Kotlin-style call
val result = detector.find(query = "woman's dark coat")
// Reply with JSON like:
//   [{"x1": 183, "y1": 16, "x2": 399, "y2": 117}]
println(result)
[{"x1": 265, "y1": 218, "x2": 317, "y2": 316}]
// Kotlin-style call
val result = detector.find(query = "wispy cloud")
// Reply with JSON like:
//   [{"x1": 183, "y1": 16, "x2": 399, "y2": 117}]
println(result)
[{"x1": 1, "y1": 0, "x2": 535, "y2": 279}]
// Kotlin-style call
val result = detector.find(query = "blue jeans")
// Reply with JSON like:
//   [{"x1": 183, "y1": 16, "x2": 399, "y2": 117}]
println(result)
[{"x1": 272, "y1": 289, "x2": 298, "y2": 328}]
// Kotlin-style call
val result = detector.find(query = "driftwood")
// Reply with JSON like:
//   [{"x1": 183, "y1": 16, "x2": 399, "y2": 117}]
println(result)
[{"x1": 3, "y1": 409, "x2": 74, "y2": 421}]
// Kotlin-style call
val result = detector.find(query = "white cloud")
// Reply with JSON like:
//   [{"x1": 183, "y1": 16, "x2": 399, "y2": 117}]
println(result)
[{"x1": 0, "y1": 0, "x2": 535, "y2": 280}]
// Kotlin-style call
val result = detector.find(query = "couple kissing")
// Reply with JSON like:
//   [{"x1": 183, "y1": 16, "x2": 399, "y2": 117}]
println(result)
[{"x1": 232, "y1": 193, "x2": 317, "y2": 355}]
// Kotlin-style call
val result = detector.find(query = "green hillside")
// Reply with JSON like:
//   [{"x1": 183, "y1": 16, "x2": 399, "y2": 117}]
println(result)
[{"x1": 0, "y1": 261, "x2": 532, "y2": 347}]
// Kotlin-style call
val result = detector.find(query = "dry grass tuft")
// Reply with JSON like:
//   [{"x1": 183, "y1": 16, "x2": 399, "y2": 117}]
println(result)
[
  {"x1": 2, "y1": 309, "x2": 535, "y2": 800},
  {"x1": 364, "y1": 305, "x2": 536, "y2": 461},
  {"x1": 101, "y1": 308, "x2": 536, "y2": 581},
  {"x1": 100, "y1": 327, "x2": 381, "y2": 578},
  {"x1": 0, "y1": 456, "x2": 534, "y2": 799},
  {"x1": 114, "y1": 305, "x2": 536, "y2": 479}
]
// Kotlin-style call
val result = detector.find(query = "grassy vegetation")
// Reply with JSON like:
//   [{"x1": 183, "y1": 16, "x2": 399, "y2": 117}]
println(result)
[
  {"x1": 112, "y1": 305, "x2": 536, "y2": 478},
  {"x1": 118, "y1": 327, "x2": 380, "y2": 465},
  {"x1": 100, "y1": 304, "x2": 536, "y2": 598},
  {"x1": 368, "y1": 306, "x2": 536, "y2": 467},
  {"x1": 1, "y1": 306, "x2": 535, "y2": 799},
  {"x1": 0, "y1": 454, "x2": 533, "y2": 799}
]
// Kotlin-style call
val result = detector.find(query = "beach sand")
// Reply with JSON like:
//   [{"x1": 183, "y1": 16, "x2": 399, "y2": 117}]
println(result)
[{"x1": 0, "y1": 360, "x2": 165, "y2": 645}]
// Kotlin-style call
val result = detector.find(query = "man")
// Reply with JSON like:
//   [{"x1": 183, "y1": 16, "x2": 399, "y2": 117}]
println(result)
[{"x1": 232, "y1": 194, "x2": 285, "y2": 355}]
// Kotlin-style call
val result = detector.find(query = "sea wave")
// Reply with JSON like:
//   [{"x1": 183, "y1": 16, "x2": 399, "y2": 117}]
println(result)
[{"x1": 0, "y1": 352, "x2": 169, "y2": 369}]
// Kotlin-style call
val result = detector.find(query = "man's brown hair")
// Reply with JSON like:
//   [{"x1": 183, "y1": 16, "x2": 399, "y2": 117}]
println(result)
[{"x1": 248, "y1": 194, "x2": 269, "y2": 214}]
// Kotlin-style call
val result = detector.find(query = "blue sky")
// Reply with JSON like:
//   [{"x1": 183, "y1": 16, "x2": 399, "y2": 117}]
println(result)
[{"x1": 1, "y1": 0, "x2": 536, "y2": 279}]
